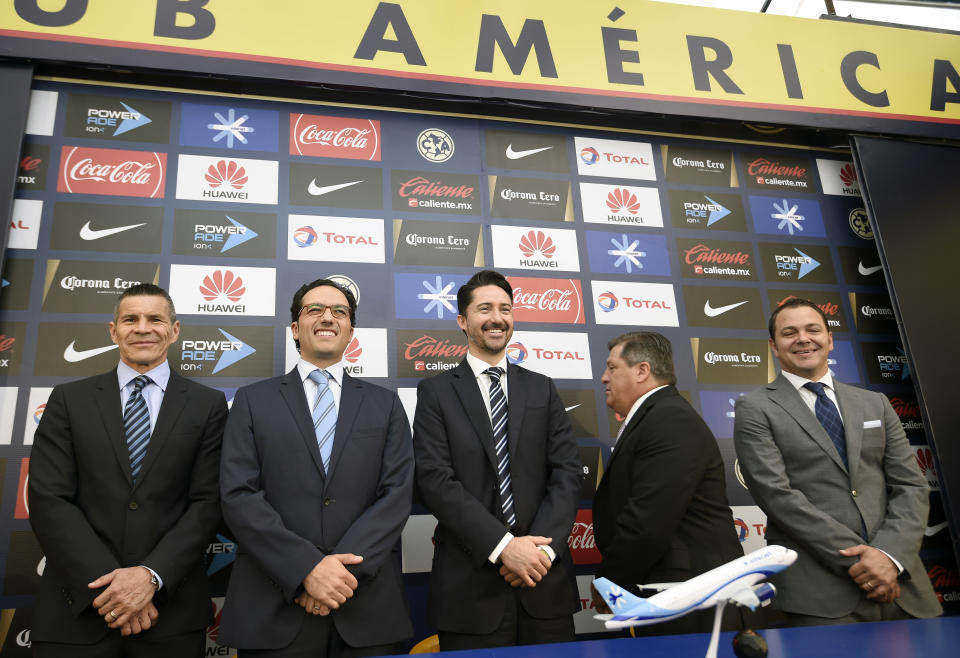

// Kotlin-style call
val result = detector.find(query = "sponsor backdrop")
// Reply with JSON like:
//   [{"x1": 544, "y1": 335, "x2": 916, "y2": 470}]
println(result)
[{"x1": 0, "y1": 80, "x2": 954, "y2": 651}]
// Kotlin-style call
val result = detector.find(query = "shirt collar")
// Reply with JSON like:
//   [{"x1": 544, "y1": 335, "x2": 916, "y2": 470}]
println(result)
[
  {"x1": 465, "y1": 351, "x2": 508, "y2": 379},
  {"x1": 781, "y1": 369, "x2": 834, "y2": 393},
  {"x1": 117, "y1": 360, "x2": 170, "y2": 392},
  {"x1": 298, "y1": 358, "x2": 345, "y2": 387},
  {"x1": 621, "y1": 384, "x2": 670, "y2": 430}
]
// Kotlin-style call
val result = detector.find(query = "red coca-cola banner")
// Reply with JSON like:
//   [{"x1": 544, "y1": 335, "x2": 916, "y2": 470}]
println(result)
[
  {"x1": 289, "y1": 114, "x2": 381, "y2": 160},
  {"x1": 508, "y1": 276, "x2": 584, "y2": 324},
  {"x1": 567, "y1": 508, "x2": 600, "y2": 565},
  {"x1": 15, "y1": 458, "x2": 29, "y2": 519},
  {"x1": 57, "y1": 146, "x2": 166, "y2": 198}
]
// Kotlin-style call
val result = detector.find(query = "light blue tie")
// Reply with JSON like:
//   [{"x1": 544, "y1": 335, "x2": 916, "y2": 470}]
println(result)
[
  {"x1": 124, "y1": 375, "x2": 152, "y2": 481},
  {"x1": 309, "y1": 369, "x2": 337, "y2": 473}
]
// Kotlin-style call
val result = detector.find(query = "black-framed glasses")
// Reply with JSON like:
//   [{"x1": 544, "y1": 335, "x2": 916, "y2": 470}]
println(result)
[{"x1": 299, "y1": 303, "x2": 350, "y2": 320}]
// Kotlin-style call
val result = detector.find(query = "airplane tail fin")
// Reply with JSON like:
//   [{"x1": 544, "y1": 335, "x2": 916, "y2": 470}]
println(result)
[{"x1": 592, "y1": 577, "x2": 643, "y2": 614}]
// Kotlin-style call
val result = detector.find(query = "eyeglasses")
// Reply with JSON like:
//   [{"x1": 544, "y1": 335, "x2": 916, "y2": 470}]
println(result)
[{"x1": 299, "y1": 303, "x2": 350, "y2": 320}]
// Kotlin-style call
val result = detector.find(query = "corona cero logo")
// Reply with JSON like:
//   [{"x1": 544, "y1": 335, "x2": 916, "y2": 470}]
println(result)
[
  {"x1": 606, "y1": 188, "x2": 641, "y2": 215},
  {"x1": 200, "y1": 271, "x2": 245, "y2": 302},
  {"x1": 519, "y1": 230, "x2": 555, "y2": 259},
  {"x1": 205, "y1": 160, "x2": 248, "y2": 189}
]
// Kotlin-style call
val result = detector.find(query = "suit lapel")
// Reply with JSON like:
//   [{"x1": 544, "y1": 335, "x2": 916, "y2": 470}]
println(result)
[
  {"x1": 94, "y1": 370, "x2": 134, "y2": 487},
  {"x1": 327, "y1": 372, "x2": 362, "y2": 479},
  {"x1": 451, "y1": 361, "x2": 498, "y2": 471},
  {"x1": 835, "y1": 382, "x2": 864, "y2": 482},
  {"x1": 280, "y1": 368, "x2": 326, "y2": 476},
  {"x1": 768, "y1": 375, "x2": 848, "y2": 474},
  {"x1": 136, "y1": 372, "x2": 188, "y2": 486},
  {"x1": 505, "y1": 364, "x2": 526, "y2": 460},
  {"x1": 605, "y1": 386, "x2": 670, "y2": 472}
]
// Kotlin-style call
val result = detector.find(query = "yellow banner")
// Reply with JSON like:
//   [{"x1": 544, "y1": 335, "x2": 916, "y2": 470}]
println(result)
[{"x1": 2, "y1": 0, "x2": 958, "y2": 128}]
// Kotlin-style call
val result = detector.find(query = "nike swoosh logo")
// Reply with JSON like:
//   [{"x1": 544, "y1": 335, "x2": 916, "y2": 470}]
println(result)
[
  {"x1": 63, "y1": 340, "x2": 118, "y2": 362},
  {"x1": 858, "y1": 261, "x2": 883, "y2": 276},
  {"x1": 703, "y1": 300, "x2": 749, "y2": 317},
  {"x1": 79, "y1": 221, "x2": 146, "y2": 240},
  {"x1": 307, "y1": 179, "x2": 363, "y2": 196},
  {"x1": 505, "y1": 144, "x2": 552, "y2": 160},
  {"x1": 925, "y1": 521, "x2": 948, "y2": 537},
  {"x1": 565, "y1": 404, "x2": 582, "y2": 412}
]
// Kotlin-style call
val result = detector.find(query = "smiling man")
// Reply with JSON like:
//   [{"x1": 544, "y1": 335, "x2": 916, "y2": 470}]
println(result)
[
  {"x1": 413, "y1": 269, "x2": 581, "y2": 650},
  {"x1": 734, "y1": 298, "x2": 941, "y2": 626},
  {"x1": 219, "y1": 278, "x2": 414, "y2": 657},
  {"x1": 29, "y1": 283, "x2": 228, "y2": 657},
  {"x1": 591, "y1": 331, "x2": 743, "y2": 636}
]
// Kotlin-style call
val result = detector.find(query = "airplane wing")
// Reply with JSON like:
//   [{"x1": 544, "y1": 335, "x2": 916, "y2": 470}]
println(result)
[
  {"x1": 637, "y1": 582, "x2": 681, "y2": 592},
  {"x1": 727, "y1": 583, "x2": 776, "y2": 610}
]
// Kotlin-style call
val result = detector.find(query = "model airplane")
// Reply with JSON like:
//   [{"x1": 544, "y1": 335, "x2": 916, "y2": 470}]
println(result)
[{"x1": 593, "y1": 545, "x2": 797, "y2": 658}]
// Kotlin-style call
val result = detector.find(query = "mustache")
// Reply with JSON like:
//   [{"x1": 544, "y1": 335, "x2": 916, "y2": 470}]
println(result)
[{"x1": 481, "y1": 322, "x2": 509, "y2": 331}]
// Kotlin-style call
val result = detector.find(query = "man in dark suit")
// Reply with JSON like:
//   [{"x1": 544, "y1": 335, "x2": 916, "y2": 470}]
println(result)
[
  {"x1": 591, "y1": 331, "x2": 743, "y2": 635},
  {"x1": 29, "y1": 283, "x2": 228, "y2": 657},
  {"x1": 734, "y1": 298, "x2": 941, "y2": 625},
  {"x1": 219, "y1": 278, "x2": 414, "y2": 657},
  {"x1": 413, "y1": 269, "x2": 581, "y2": 650}
]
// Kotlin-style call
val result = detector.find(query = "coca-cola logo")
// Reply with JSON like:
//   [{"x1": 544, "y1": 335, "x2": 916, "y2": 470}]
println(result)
[
  {"x1": 58, "y1": 146, "x2": 166, "y2": 198},
  {"x1": 567, "y1": 509, "x2": 601, "y2": 564},
  {"x1": 509, "y1": 277, "x2": 584, "y2": 324},
  {"x1": 290, "y1": 114, "x2": 381, "y2": 160}
]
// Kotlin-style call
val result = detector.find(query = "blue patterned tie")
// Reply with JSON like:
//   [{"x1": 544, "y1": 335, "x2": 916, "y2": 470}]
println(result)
[
  {"x1": 309, "y1": 369, "x2": 337, "y2": 473},
  {"x1": 485, "y1": 367, "x2": 516, "y2": 528},
  {"x1": 804, "y1": 382, "x2": 848, "y2": 468},
  {"x1": 124, "y1": 375, "x2": 152, "y2": 481}
]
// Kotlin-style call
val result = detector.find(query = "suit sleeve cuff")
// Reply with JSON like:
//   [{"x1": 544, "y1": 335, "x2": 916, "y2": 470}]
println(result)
[
  {"x1": 876, "y1": 548, "x2": 904, "y2": 574},
  {"x1": 539, "y1": 544, "x2": 556, "y2": 562},
  {"x1": 488, "y1": 532, "x2": 514, "y2": 564},
  {"x1": 140, "y1": 565, "x2": 163, "y2": 591}
]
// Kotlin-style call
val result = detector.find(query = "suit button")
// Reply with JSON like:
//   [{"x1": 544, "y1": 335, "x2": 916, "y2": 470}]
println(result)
[
  {"x1": 323, "y1": 498, "x2": 333, "y2": 506},
  {"x1": 128, "y1": 501, "x2": 139, "y2": 510},
  {"x1": 851, "y1": 490, "x2": 858, "y2": 497}
]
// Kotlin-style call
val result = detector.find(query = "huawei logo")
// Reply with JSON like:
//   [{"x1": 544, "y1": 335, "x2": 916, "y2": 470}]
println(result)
[
  {"x1": 839, "y1": 164, "x2": 857, "y2": 187},
  {"x1": 344, "y1": 337, "x2": 362, "y2": 364},
  {"x1": 200, "y1": 270, "x2": 245, "y2": 302},
  {"x1": 916, "y1": 447, "x2": 936, "y2": 478},
  {"x1": 606, "y1": 188, "x2": 641, "y2": 215},
  {"x1": 519, "y1": 230, "x2": 555, "y2": 259},
  {"x1": 205, "y1": 160, "x2": 248, "y2": 189}
]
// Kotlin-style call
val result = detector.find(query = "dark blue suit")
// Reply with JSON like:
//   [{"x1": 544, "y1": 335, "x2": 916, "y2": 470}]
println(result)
[{"x1": 218, "y1": 368, "x2": 414, "y2": 650}]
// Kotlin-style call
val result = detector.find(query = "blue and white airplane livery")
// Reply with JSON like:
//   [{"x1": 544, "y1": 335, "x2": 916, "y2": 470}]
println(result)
[{"x1": 593, "y1": 545, "x2": 797, "y2": 658}]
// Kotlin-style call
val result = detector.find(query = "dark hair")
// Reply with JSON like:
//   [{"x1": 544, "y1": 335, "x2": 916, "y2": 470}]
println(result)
[
  {"x1": 290, "y1": 279, "x2": 357, "y2": 351},
  {"x1": 768, "y1": 297, "x2": 829, "y2": 339},
  {"x1": 607, "y1": 331, "x2": 677, "y2": 386},
  {"x1": 456, "y1": 270, "x2": 513, "y2": 315},
  {"x1": 113, "y1": 283, "x2": 176, "y2": 323}
]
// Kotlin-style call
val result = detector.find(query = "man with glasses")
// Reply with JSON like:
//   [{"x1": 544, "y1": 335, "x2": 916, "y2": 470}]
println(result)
[{"x1": 219, "y1": 278, "x2": 414, "y2": 657}]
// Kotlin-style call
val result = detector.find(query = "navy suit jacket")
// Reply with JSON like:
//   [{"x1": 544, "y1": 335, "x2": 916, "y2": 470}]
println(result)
[
  {"x1": 413, "y1": 360, "x2": 581, "y2": 634},
  {"x1": 29, "y1": 369, "x2": 227, "y2": 644},
  {"x1": 219, "y1": 368, "x2": 414, "y2": 650}
]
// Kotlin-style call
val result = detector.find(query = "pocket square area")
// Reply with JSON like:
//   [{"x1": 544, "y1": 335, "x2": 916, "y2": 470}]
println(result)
[{"x1": 863, "y1": 420, "x2": 882, "y2": 429}]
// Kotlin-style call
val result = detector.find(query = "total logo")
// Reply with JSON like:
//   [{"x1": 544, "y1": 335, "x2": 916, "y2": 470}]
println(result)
[
  {"x1": 180, "y1": 329, "x2": 256, "y2": 374},
  {"x1": 574, "y1": 136, "x2": 656, "y2": 181},
  {"x1": 417, "y1": 128, "x2": 454, "y2": 163},
  {"x1": 504, "y1": 331, "x2": 593, "y2": 379},
  {"x1": 730, "y1": 505, "x2": 768, "y2": 553},
  {"x1": 176, "y1": 154, "x2": 278, "y2": 205},
  {"x1": 169, "y1": 264, "x2": 276, "y2": 317},
  {"x1": 591, "y1": 281, "x2": 679, "y2": 327},
  {"x1": 193, "y1": 216, "x2": 258, "y2": 252},
  {"x1": 287, "y1": 215, "x2": 385, "y2": 263}
]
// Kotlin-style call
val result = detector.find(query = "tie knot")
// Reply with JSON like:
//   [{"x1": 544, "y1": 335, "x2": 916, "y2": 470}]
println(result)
[
  {"x1": 804, "y1": 381, "x2": 827, "y2": 397},
  {"x1": 484, "y1": 366, "x2": 504, "y2": 382},
  {"x1": 309, "y1": 369, "x2": 330, "y2": 388},
  {"x1": 131, "y1": 375, "x2": 151, "y2": 393}
]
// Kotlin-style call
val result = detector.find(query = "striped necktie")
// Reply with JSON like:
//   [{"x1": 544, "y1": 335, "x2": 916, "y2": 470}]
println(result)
[
  {"x1": 484, "y1": 367, "x2": 516, "y2": 528},
  {"x1": 309, "y1": 369, "x2": 337, "y2": 473},
  {"x1": 804, "y1": 381, "x2": 848, "y2": 468},
  {"x1": 124, "y1": 375, "x2": 152, "y2": 481}
]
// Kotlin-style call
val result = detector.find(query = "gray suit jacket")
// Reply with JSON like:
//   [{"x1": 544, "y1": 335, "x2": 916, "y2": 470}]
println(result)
[{"x1": 733, "y1": 375, "x2": 940, "y2": 618}]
